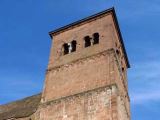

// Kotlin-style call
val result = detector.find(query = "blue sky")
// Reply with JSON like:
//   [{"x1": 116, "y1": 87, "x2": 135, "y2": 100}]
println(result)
[{"x1": 0, "y1": 0, "x2": 160, "y2": 119}]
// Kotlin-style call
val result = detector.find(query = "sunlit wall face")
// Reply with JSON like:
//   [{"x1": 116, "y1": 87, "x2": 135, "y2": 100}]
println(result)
[{"x1": 0, "y1": 1, "x2": 160, "y2": 120}]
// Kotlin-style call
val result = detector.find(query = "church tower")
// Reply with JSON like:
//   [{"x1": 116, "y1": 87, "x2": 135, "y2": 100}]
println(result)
[{"x1": 40, "y1": 7, "x2": 130, "y2": 120}]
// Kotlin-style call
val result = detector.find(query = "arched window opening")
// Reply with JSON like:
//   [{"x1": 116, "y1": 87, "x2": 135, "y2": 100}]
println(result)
[
  {"x1": 63, "y1": 43, "x2": 69, "y2": 55},
  {"x1": 71, "y1": 40, "x2": 77, "y2": 52},
  {"x1": 84, "y1": 36, "x2": 91, "y2": 47},
  {"x1": 93, "y1": 33, "x2": 99, "y2": 44},
  {"x1": 122, "y1": 67, "x2": 125, "y2": 72},
  {"x1": 116, "y1": 49, "x2": 120, "y2": 56},
  {"x1": 122, "y1": 67, "x2": 125, "y2": 77}
]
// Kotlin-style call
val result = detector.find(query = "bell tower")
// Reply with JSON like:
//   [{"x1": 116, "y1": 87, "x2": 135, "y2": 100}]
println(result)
[{"x1": 40, "y1": 7, "x2": 130, "y2": 120}]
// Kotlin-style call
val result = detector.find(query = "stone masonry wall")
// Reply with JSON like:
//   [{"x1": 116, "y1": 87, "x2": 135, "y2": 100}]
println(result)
[
  {"x1": 48, "y1": 12, "x2": 128, "y2": 70},
  {"x1": 40, "y1": 10, "x2": 130, "y2": 120},
  {"x1": 42, "y1": 50, "x2": 115, "y2": 102},
  {"x1": 39, "y1": 85, "x2": 118, "y2": 120},
  {"x1": 117, "y1": 96, "x2": 130, "y2": 120},
  {"x1": 113, "y1": 51, "x2": 130, "y2": 117},
  {"x1": 48, "y1": 13, "x2": 115, "y2": 69}
]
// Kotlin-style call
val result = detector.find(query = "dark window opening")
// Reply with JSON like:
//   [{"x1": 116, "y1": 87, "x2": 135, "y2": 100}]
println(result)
[
  {"x1": 63, "y1": 43, "x2": 69, "y2": 55},
  {"x1": 71, "y1": 40, "x2": 77, "y2": 52},
  {"x1": 84, "y1": 36, "x2": 91, "y2": 47},
  {"x1": 122, "y1": 67, "x2": 125, "y2": 72},
  {"x1": 93, "y1": 33, "x2": 99, "y2": 44},
  {"x1": 116, "y1": 49, "x2": 120, "y2": 55}
]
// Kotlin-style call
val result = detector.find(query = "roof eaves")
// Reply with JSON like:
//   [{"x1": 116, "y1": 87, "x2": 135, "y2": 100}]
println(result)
[
  {"x1": 111, "y1": 9, "x2": 130, "y2": 68},
  {"x1": 49, "y1": 7, "x2": 115, "y2": 38},
  {"x1": 48, "y1": 7, "x2": 130, "y2": 68}
]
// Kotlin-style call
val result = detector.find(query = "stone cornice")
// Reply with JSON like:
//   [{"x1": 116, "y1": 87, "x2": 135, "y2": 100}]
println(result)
[
  {"x1": 40, "y1": 84, "x2": 118, "y2": 108},
  {"x1": 46, "y1": 48, "x2": 114, "y2": 73}
]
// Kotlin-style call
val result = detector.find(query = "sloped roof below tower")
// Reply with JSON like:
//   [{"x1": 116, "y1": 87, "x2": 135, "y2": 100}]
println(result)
[{"x1": 0, "y1": 93, "x2": 41, "y2": 120}]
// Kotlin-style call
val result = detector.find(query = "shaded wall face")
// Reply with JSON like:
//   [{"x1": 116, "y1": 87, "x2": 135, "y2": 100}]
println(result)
[
  {"x1": 117, "y1": 96, "x2": 130, "y2": 120},
  {"x1": 113, "y1": 48, "x2": 130, "y2": 117}
]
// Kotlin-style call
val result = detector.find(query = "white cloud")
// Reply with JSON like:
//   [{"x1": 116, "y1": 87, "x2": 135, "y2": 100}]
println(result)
[
  {"x1": 131, "y1": 90, "x2": 160, "y2": 105},
  {"x1": 129, "y1": 60, "x2": 160, "y2": 105}
]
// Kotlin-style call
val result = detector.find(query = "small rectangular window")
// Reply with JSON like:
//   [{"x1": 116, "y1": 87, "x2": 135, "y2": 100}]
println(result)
[
  {"x1": 93, "y1": 33, "x2": 99, "y2": 44},
  {"x1": 63, "y1": 43, "x2": 69, "y2": 55},
  {"x1": 84, "y1": 36, "x2": 91, "y2": 47}
]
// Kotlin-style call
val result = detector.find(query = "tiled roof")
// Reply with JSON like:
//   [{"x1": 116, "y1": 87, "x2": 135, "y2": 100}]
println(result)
[{"x1": 0, "y1": 93, "x2": 41, "y2": 120}]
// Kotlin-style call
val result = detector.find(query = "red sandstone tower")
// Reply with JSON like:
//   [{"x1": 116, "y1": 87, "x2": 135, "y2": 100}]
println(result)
[{"x1": 40, "y1": 8, "x2": 130, "y2": 120}]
